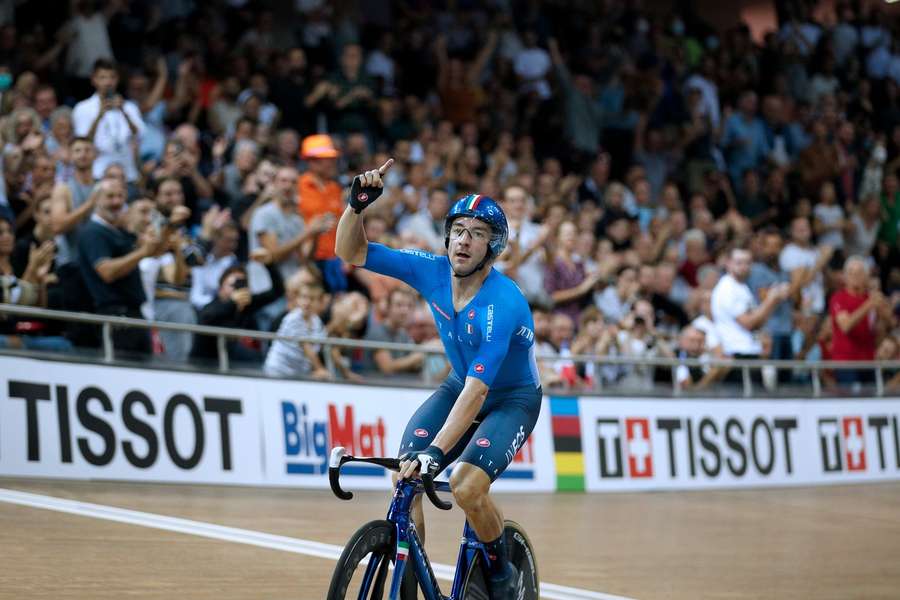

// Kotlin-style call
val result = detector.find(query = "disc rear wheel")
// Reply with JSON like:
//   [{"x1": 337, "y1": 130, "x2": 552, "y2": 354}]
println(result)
[{"x1": 461, "y1": 520, "x2": 539, "y2": 600}]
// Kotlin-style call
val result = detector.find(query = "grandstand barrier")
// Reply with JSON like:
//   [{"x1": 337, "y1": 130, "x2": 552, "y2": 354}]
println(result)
[
  {"x1": 2, "y1": 353, "x2": 899, "y2": 493},
  {"x1": 3, "y1": 303, "x2": 900, "y2": 398}
]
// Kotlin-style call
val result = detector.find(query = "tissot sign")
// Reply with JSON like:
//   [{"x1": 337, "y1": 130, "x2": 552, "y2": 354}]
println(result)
[
  {"x1": 0, "y1": 359, "x2": 263, "y2": 484},
  {"x1": 581, "y1": 399, "x2": 900, "y2": 491}
]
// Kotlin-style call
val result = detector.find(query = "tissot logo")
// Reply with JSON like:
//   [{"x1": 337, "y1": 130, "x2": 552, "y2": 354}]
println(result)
[
  {"x1": 626, "y1": 418, "x2": 653, "y2": 477},
  {"x1": 597, "y1": 416, "x2": 799, "y2": 480},
  {"x1": 818, "y1": 415, "x2": 900, "y2": 474},
  {"x1": 843, "y1": 417, "x2": 866, "y2": 471},
  {"x1": 596, "y1": 418, "x2": 652, "y2": 478}
]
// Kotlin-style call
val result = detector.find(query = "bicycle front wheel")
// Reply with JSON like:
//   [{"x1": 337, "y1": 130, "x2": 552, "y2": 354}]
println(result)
[
  {"x1": 327, "y1": 520, "x2": 396, "y2": 600},
  {"x1": 460, "y1": 520, "x2": 540, "y2": 600}
]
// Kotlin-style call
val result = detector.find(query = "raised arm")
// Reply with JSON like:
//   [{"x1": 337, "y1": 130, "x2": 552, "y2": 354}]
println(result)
[
  {"x1": 142, "y1": 56, "x2": 169, "y2": 114},
  {"x1": 259, "y1": 213, "x2": 335, "y2": 264},
  {"x1": 735, "y1": 283, "x2": 790, "y2": 331},
  {"x1": 335, "y1": 158, "x2": 394, "y2": 265},
  {"x1": 468, "y1": 30, "x2": 498, "y2": 84},
  {"x1": 50, "y1": 183, "x2": 97, "y2": 235}
]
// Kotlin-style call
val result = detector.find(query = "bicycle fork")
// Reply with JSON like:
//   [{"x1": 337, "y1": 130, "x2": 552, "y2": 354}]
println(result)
[
  {"x1": 386, "y1": 483, "x2": 444, "y2": 600},
  {"x1": 392, "y1": 523, "x2": 443, "y2": 600}
]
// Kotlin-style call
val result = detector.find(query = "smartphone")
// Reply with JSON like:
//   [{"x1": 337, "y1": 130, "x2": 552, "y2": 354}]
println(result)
[{"x1": 233, "y1": 277, "x2": 248, "y2": 290}]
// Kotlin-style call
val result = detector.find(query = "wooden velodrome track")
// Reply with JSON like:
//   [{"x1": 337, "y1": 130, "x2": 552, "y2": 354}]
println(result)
[{"x1": 1, "y1": 478, "x2": 899, "y2": 599}]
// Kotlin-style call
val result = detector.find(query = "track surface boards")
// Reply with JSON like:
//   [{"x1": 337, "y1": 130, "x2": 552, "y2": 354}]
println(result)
[{"x1": 1, "y1": 478, "x2": 899, "y2": 599}]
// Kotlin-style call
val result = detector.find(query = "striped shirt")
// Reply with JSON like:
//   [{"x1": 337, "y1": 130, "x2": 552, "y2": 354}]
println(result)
[{"x1": 264, "y1": 309, "x2": 325, "y2": 377}]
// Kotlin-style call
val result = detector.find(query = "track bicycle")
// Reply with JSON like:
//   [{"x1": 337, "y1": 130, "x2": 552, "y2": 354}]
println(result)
[{"x1": 326, "y1": 446, "x2": 540, "y2": 600}]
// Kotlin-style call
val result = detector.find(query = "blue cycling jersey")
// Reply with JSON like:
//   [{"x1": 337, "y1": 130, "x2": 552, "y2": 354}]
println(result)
[{"x1": 363, "y1": 242, "x2": 540, "y2": 389}]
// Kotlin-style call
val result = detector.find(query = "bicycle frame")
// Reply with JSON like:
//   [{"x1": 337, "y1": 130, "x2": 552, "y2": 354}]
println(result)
[
  {"x1": 328, "y1": 448, "x2": 490, "y2": 600},
  {"x1": 357, "y1": 477, "x2": 489, "y2": 600}
]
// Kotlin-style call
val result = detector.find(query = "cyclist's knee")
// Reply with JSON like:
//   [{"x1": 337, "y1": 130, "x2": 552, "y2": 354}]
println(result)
[{"x1": 450, "y1": 463, "x2": 490, "y2": 510}]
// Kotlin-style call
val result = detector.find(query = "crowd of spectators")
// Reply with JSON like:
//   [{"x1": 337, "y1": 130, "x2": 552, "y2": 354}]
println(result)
[{"x1": 0, "y1": 1, "x2": 899, "y2": 391}]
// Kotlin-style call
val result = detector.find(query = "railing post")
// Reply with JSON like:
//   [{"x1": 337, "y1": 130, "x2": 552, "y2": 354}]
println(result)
[
  {"x1": 324, "y1": 340, "x2": 336, "y2": 377},
  {"x1": 216, "y1": 335, "x2": 229, "y2": 372},
  {"x1": 812, "y1": 365, "x2": 821, "y2": 398},
  {"x1": 876, "y1": 366, "x2": 884, "y2": 398},
  {"x1": 741, "y1": 365, "x2": 752, "y2": 398},
  {"x1": 671, "y1": 361, "x2": 680, "y2": 397},
  {"x1": 593, "y1": 361, "x2": 603, "y2": 393},
  {"x1": 102, "y1": 322, "x2": 114, "y2": 363},
  {"x1": 423, "y1": 349, "x2": 434, "y2": 386}
]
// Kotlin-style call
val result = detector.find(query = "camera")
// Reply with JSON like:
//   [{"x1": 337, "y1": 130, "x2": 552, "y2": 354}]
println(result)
[{"x1": 233, "y1": 277, "x2": 248, "y2": 290}]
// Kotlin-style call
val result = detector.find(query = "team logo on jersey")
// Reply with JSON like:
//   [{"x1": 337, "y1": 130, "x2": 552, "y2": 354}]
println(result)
[
  {"x1": 414, "y1": 428, "x2": 429, "y2": 438},
  {"x1": 357, "y1": 192, "x2": 368, "y2": 202},
  {"x1": 474, "y1": 363, "x2": 485, "y2": 373},
  {"x1": 476, "y1": 438, "x2": 491, "y2": 448},
  {"x1": 467, "y1": 309, "x2": 475, "y2": 319},
  {"x1": 485, "y1": 304, "x2": 494, "y2": 341}
]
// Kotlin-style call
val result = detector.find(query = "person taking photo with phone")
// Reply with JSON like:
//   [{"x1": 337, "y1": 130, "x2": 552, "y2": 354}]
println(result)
[
  {"x1": 190, "y1": 246, "x2": 283, "y2": 363},
  {"x1": 72, "y1": 58, "x2": 145, "y2": 187}
]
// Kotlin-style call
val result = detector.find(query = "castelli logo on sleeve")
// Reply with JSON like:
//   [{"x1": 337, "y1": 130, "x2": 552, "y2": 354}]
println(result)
[
  {"x1": 474, "y1": 363, "x2": 485, "y2": 373},
  {"x1": 414, "y1": 428, "x2": 429, "y2": 438},
  {"x1": 467, "y1": 309, "x2": 476, "y2": 319},
  {"x1": 476, "y1": 438, "x2": 491, "y2": 448},
  {"x1": 357, "y1": 192, "x2": 368, "y2": 202}
]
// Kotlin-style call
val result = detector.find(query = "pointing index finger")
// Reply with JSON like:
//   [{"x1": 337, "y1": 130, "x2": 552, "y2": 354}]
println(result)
[{"x1": 377, "y1": 158, "x2": 395, "y2": 176}]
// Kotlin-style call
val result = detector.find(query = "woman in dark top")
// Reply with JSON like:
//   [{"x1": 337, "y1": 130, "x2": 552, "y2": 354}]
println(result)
[{"x1": 191, "y1": 250, "x2": 283, "y2": 363}]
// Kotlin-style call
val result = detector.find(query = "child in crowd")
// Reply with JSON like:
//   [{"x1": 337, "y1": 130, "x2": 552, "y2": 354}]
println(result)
[{"x1": 264, "y1": 274, "x2": 329, "y2": 379}]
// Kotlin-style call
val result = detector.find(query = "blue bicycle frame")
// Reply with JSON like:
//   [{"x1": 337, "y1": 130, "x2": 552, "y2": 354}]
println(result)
[
  {"x1": 355, "y1": 477, "x2": 488, "y2": 600},
  {"x1": 329, "y1": 447, "x2": 491, "y2": 600}
]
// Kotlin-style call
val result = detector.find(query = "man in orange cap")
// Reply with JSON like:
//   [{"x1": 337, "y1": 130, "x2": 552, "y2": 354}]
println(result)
[{"x1": 298, "y1": 134, "x2": 348, "y2": 292}]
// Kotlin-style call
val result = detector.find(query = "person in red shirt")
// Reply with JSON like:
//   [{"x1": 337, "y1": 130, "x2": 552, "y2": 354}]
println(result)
[
  {"x1": 829, "y1": 256, "x2": 894, "y2": 385},
  {"x1": 297, "y1": 134, "x2": 347, "y2": 292}
]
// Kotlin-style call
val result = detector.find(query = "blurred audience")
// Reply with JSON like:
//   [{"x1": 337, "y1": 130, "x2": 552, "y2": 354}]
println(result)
[{"x1": 0, "y1": 3, "x2": 897, "y2": 390}]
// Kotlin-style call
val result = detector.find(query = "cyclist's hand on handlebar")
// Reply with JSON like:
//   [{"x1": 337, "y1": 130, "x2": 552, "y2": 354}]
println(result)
[
  {"x1": 348, "y1": 158, "x2": 394, "y2": 213},
  {"x1": 399, "y1": 445, "x2": 445, "y2": 480}
]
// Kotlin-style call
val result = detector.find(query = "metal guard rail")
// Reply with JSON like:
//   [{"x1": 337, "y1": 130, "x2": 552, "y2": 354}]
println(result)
[{"x1": 1, "y1": 303, "x2": 898, "y2": 397}]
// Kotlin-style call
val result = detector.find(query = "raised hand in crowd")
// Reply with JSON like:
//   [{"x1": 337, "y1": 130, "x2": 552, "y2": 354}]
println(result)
[
  {"x1": 230, "y1": 286, "x2": 253, "y2": 311},
  {"x1": 138, "y1": 228, "x2": 165, "y2": 258},
  {"x1": 250, "y1": 247, "x2": 274, "y2": 265},
  {"x1": 21, "y1": 240, "x2": 56, "y2": 285},
  {"x1": 309, "y1": 212, "x2": 337, "y2": 235}
]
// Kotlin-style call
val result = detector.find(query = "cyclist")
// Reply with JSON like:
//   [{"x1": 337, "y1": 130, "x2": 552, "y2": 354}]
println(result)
[{"x1": 335, "y1": 159, "x2": 541, "y2": 599}]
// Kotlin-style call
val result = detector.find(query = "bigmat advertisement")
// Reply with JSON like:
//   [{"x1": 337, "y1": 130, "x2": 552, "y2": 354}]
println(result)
[
  {"x1": 0, "y1": 356, "x2": 555, "y2": 492},
  {"x1": 579, "y1": 398, "x2": 900, "y2": 491}
]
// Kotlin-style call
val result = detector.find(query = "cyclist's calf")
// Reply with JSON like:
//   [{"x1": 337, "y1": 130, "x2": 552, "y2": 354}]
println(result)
[{"x1": 450, "y1": 462, "x2": 504, "y2": 542}]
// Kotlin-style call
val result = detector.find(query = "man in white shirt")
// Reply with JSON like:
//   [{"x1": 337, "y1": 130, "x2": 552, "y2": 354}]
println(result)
[
  {"x1": 684, "y1": 56, "x2": 721, "y2": 131},
  {"x1": 497, "y1": 184, "x2": 549, "y2": 305},
  {"x1": 72, "y1": 59, "x2": 145, "y2": 183},
  {"x1": 513, "y1": 31, "x2": 551, "y2": 99},
  {"x1": 712, "y1": 248, "x2": 790, "y2": 384}
]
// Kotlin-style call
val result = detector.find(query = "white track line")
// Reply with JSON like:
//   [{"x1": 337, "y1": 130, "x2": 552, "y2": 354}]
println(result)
[{"x1": 0, "y1": 487, "x2": 636, "y2": 600}]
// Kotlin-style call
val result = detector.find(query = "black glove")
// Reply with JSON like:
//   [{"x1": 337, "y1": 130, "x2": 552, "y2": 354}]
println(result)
[
  {"x1": 348, "y1": 174, "x2": 384, "y2": 213},
  {"x1": 401, "y1": 445, "x2": 445, "y2": 478}
]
